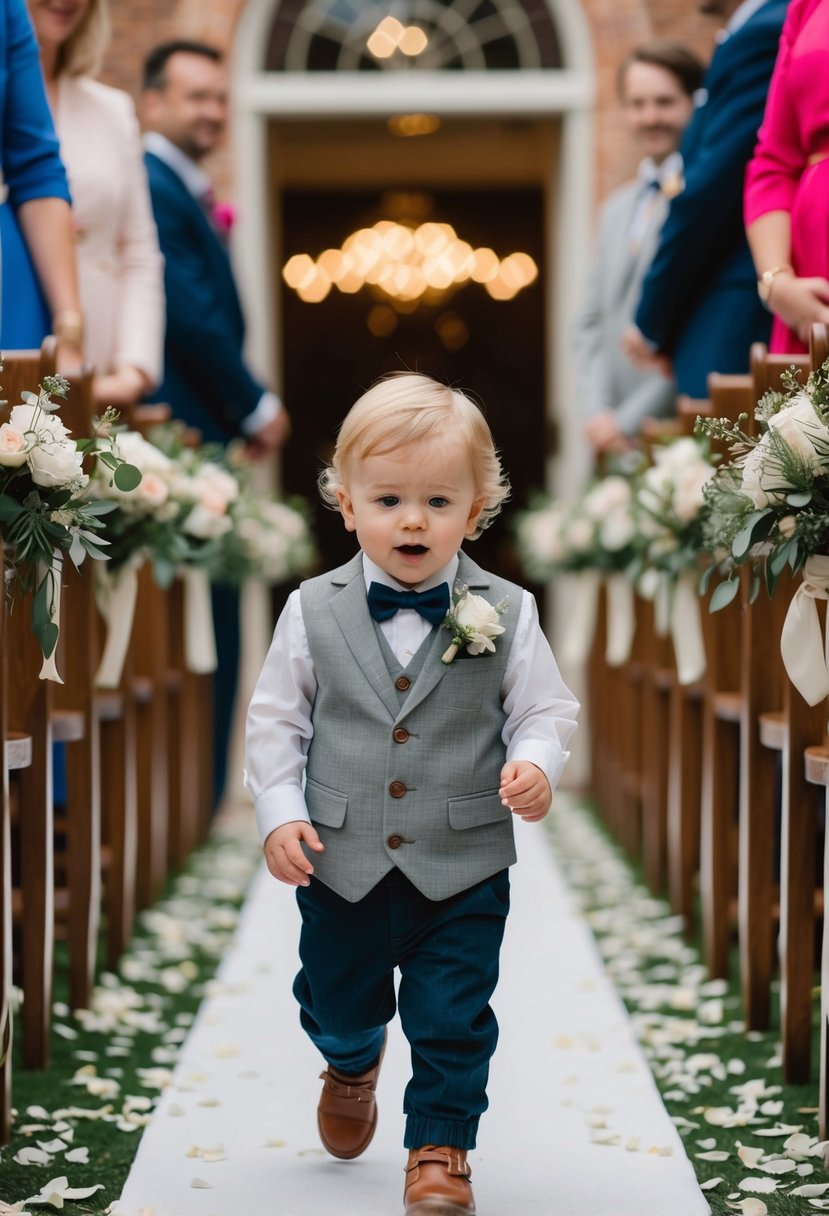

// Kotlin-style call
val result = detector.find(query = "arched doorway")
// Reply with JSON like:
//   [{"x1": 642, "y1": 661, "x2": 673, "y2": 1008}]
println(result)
[{"x1": 231, "y1": 0, "x2": 596, "y2": 527}]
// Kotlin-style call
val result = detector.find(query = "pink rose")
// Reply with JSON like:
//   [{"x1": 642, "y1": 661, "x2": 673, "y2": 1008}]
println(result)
[{"x1": 0, "y1": 423, "x2": 29, "y2": 467}]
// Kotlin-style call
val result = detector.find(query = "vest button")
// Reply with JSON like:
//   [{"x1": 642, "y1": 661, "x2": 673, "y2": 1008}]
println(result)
[
  {"x1": 387, "y1": 834, "x2": 403, "y2": 849},
  {"x1": 389, "y1": 780, "x2": 407, "y2": 798},
  {"x1": 393, "y1": 727, "x2": 410, "y2": 744},
  {"x1": 395, "y1": 675, "x2": 411, "y2": 691}
]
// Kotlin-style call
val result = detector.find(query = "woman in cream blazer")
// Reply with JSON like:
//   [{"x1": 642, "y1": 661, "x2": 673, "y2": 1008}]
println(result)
[{"x1": 29, "y1": 0, "x2": 164, "y2": 407}]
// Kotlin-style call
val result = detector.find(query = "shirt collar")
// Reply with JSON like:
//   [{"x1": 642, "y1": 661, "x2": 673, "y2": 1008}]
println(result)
[
  {"x1": 718, "y1": 0, "x2": 769, "y2": 40},
  {"x1": 637, "y1": 151, "x2": 683, "y2": 189},
  {"x1": 361, "y1": 552, "x2": 460, "y2": 594},
  {"x1": 144, "y1": 131, "x2": 212, "y2": 201}
]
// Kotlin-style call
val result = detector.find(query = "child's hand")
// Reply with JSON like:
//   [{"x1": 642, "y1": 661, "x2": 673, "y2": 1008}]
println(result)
[
  {"x1": 263, "y1": 821, "x2": 324, "y2": 886},
  {"x1": 499, "y1": 761, "x2": 552, "y2": 823}
]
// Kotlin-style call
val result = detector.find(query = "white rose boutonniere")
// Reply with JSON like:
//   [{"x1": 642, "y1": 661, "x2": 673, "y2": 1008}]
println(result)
[{"x1": 441, "y1": 583, "x2": 508, "y2": 664}]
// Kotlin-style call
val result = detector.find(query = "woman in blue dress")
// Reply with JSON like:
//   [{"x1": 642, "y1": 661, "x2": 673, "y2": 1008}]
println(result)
[{"x1": 1, "y1": 0, "x2": 80, "y2": 349}]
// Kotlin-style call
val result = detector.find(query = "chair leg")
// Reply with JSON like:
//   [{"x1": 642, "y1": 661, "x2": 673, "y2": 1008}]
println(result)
[
  {"x1": 65, "y1": 720, "x2": 101, "y2": 1012},
  {"x1": 101, "y1": 701, "x2": 137, "y2": 972},
  {"x1": 668, "y1": 685, "x2": 703, "y2": 935},
  {"x1": 701, "y1": 711, "x2": 738, "y2": 979},
  {"x1": 17, "y1": 713, "x2": 53, "y2": 1068}
]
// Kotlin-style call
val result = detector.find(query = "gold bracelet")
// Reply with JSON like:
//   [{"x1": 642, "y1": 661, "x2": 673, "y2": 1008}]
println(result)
[
  {"x1": 52, "y1": 309, "x2": 85, "y2": 349},
  {"x1": 757, "y1": 265, "x2": 793, "y2": 304}
]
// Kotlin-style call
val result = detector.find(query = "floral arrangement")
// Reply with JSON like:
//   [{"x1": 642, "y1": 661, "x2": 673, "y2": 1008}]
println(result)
[
  {"x1": 632, "y1": 436, "x2": 716, "y2": 583},
  {"x1": 441, "y1": 585, "x2": 507, "y2": 664},
  {"x1": 695, "y1": 359, "x2": 829, "y2": 609},
  {"x1": 516, "y1": 465, "x2": 642, "y2": 581},
  {"x1": 0, "y1": 374, "x2": 139, "y2": 673}
]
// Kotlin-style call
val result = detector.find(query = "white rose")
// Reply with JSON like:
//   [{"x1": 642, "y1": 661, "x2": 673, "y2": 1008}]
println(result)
[
  {"x1": 565, "y1": 515, "x2": 595, "y2": 553},
  {"x1": 600, "y1": 508, "x2": 636, "y2": 552},
  {"x1": 115, "y1": 431, "x2": 174, "y2": 474},
  {"x1": 9, "y1": 403, "x2": 86, "y2": 488},
  {"x1": 779, "y1": 514, "x2": 798, "y2": 538},
  {"x1": 583, "y1": 475, "x2": 632, "y2": 520},
  {"x1": 767, "y1": 394, "x2": 829, "y2": 469},
  {"x1": 654, "y1": 437, "x2": 701, "y2": 471},
  {"x1": 519, "y1": 507, "x2": 567, "y2": 564},
  {"x1": 672, "y1": 461, "x2": 714, "y2": 521},
  {"x1": 193, "y1": 463, "x2": 239, "y2": 507},
  {"x1": 0, "y1": 423, "x2": 29, "y2": 467},
  {"x1": 183, "y1": 503, "x2": 233, "y2": 539},
  {"x1": 454, "y1": 591, "x2": 506, "y2": 655},
  {"x1": 740, "y1": 435, "x2": 790, "y2": 508},
  {"x1": 137, "y1": 472, "x2": 170, "y2": 509}
]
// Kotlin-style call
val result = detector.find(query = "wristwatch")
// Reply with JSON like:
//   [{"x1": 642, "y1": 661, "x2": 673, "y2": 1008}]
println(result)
[{"x1": 757, "y1": 264, "x2": 793, "y2": 304}]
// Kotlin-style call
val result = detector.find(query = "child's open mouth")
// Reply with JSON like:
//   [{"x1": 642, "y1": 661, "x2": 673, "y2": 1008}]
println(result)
[{"x1": 397, "y1": 545, "x2": 428, "y2": 555}]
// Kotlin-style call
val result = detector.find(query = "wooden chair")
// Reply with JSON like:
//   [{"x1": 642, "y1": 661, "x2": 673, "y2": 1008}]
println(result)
[
  {"x1": 696, "y1": 373, "x2": 756, "y2": 980},
  {"x1": 1, "y1": 342, "x2": 58, "y2": 1080}
]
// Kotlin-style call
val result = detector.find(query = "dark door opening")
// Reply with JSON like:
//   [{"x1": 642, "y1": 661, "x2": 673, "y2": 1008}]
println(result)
[{"x1": 280, "y1": 186, "x2": 546, "y2": 589}]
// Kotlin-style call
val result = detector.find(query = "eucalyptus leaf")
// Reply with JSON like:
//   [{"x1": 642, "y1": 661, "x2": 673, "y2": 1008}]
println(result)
[
  {"x1": 786, "y1": 491, "x2": 812, "y2": 507},
  {"x1": 732, "y1": 509, "x2": 774, "y2": 560},
  {"x1": 709, "y1": 578, "x2": 740, "y2": 613},
  {"x1": 113, "y1": 462, "x2": 142, "y2": 492}
]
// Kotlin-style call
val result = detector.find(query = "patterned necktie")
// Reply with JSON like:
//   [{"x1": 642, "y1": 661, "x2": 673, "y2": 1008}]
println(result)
[{"x1": 367, "y1": 582, "x2": 450, "y2": 626}]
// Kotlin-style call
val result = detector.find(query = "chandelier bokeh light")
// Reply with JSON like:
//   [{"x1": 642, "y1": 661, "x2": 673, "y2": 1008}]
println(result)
[{"x1": 282, "y1": 220, "x2": 538, "y2": 307}]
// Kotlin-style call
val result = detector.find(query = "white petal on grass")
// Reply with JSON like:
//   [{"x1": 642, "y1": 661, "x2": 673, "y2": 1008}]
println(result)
[
  {"x1": 757, "y1": 1157, "x2": 797, "y2": 1174},
  {"x1": 737, "y1": 1145, "x2": 764, "y2": 1168},
  {"x1": 35, "y1": 1141, "x2": 67, "y2": 1154},
  {"x1": 799, "y1": 1164, "x2": 816, "y2": 1177},
  {"x1": 738, "y1": 1177, "x2": 778, "y2": 1193},
  {"x1": 697, "y1": 1138, "x2": 718, "y2": 1150},
  {"x1": 700, "y1": 1177, "x2": 723, "y2": 1191},
  {"x1": 52, "y1": 1025, "x2": 77, "y2": 1041},
  {"x1": 695, "y1": 1149, "x2": 729, "y2": 1161},
  {"x1": 791, "y1": 1184, "x2": 829, "y2": 1197},
  {"x1": 14, "y1": 1147, "x2": 53, "y2": 1166},
  {"x1": 63, "y1": 1148, "x2": 89, "y2": 1164},
  {"x1": 190, "y1": 1178, "x2": 212, "y2": 1189},
  {"x1": 730, "y1": 1201, "x2": 768, "y2": 1216}
]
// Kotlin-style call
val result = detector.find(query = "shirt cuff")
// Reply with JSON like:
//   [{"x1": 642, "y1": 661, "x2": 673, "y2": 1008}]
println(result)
[
  {"x1": 251, "y1": 782, "x2": 310, "y2": 844},
  {"x1": 241, "y1": 391, "x2": 282, "y2": 437},
  {"x1": 506, "y1": 741, "x2": 571, "y2": 795}
]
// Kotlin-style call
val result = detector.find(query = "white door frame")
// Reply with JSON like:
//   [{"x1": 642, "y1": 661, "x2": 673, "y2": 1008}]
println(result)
[{"x1": 230, "y1": 0, "x2": 595, "y2": 498}]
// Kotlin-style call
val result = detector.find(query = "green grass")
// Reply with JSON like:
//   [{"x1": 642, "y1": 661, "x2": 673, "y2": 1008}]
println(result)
[
  {"x1": 1, "y1": 818, "x2": 262, "y2": 1213},
  {"x1": 547, "y1": 796, "x2": 826, "y2": 1215}
]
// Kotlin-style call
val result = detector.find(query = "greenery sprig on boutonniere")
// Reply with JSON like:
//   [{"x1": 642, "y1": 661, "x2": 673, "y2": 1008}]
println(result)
[{"x1": 441, "y1": 583, "x2": 508, "y2": 664}]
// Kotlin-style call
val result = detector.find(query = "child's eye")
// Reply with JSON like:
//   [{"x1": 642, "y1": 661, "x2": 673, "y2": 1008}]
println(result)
[
  {"x1": 428, "y1": 497, "x2": 449, "y2": 508},
  {"x1": 377, "y1": 495, "x2": 399, "y2": 507}
]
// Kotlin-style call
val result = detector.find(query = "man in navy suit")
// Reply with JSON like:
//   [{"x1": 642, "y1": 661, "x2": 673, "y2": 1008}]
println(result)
[
  {"x1": 142, "y1": 40, "x2": 290, "y2": 807},
  {"x1": 624, "y1": 0, "x2": 788, "y2": 403}
]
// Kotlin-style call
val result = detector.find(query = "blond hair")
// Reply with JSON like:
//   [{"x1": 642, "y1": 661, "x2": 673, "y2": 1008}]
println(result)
[
  {"x1": 319, "y1": 372, "x2": 510, "y2": 538},
  {"x1": 58, "y1": 0, "x2": 111, "y2": 77}
]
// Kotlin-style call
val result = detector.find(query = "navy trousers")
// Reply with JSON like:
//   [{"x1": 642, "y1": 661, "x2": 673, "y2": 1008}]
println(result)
[{"x1": 294, "y1": 866, "x2": 510, "y2": 1150}]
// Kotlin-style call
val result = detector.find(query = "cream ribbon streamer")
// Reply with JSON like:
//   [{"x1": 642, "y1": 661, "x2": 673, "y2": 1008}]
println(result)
[
  {"x1": 605, "y1": 572, "x2": 636, "y2": 667},
  {"x1": 780, "y1": 554, "x2": 829, "y2": 706},
  {"x1": 671, "y1": 571, "x2": 706, "y2": 686},
  {"x1": 95, "y1": 563, "x2": 140, "y2": 689},
  {"x1": 182, "y1": 566, "x2": 218, "y2": 674},
  {"x1": 37, "y1": 551, "x2": 63, "y2": 684},
  {"x1": 559, "y1": 570, "x2": 602, "y2": 667}
]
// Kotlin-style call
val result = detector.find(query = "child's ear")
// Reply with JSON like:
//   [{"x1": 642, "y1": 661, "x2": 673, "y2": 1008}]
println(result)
[
  {"x1": 465, "y1": 496, "x2": 485, "y2": 536},
  {"x1": 336, "y1": 487, "x2": 357, "y2": 532}
]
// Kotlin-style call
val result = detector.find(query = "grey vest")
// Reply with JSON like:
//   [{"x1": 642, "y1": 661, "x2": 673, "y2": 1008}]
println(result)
[{"x1": 300, "y1": 551, "x2": 522, "y2": 902}]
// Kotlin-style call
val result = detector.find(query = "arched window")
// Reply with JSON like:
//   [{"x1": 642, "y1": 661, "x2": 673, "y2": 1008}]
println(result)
[{"x1": 265, "y1": 0, "x2": 562, "y2": 72}]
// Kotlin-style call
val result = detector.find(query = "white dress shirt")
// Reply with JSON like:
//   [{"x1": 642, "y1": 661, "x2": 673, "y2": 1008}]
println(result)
[
  {"x1": 143, "y1": 131, "x2": 282, "y2": 435},
  {"x1": 245, "y1": 552, "x2": 579, "y2": 844}
]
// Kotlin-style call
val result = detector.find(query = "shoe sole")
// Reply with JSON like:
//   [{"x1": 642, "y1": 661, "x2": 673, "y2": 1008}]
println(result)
[
  {"x1": 405, "y1": 1202, "x2": 475, "y2": 1216},
  {"x1": 318, "y1": 1030, "x2": 388, "y2": 1160}
]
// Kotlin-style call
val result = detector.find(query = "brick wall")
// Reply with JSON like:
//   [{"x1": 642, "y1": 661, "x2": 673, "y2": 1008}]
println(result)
[{"x1": 102, "y1": 0, "x2": 718, "y2": 208}]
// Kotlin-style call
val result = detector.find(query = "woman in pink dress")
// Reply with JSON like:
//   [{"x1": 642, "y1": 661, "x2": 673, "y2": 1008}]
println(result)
[{"x1": 744, "y1": 0, "x2": 829, "y2": 353}]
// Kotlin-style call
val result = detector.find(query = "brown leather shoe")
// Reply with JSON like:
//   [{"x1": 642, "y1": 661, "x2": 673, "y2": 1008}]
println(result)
[
  {"x1": 403, "y1": 1145, "x2": 475, "y2": 1215},
  {"x1": 317, "y1": 1032, "x2": 387, "y2": 1160}
]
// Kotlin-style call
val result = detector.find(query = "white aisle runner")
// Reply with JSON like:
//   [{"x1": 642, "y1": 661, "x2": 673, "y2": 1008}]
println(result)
[{"x1": 115, "y1": 822, "x2": 710, "y2": 1216}]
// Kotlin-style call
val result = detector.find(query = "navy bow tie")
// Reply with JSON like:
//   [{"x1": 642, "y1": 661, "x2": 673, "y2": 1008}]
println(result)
[{"x1": 367, "y1": 581, "x2": 450, "y2": 626}]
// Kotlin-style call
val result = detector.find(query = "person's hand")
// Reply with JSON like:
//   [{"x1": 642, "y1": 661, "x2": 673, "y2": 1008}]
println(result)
[
  {"x1": 245, "y1": 408, "x2": 291, "y2": 462},
  {"x1": 93, "y1": 366, "x2": 150, "y2": 408},
  {"x1": 499, "y1": 760, "x2": 552, "y2": 823},
  {"x1": 620, "y1": 325, "x2": 673, "y2": 377},
  {"x1": 765, "y1": 273, "x2": 829, "y2": 342},
  {"x1": 263, "y1": 820, "x2": 324, "y2": 886},
  {"x1": 584, "y1": 411, "x2": 631, "y2": 455}
]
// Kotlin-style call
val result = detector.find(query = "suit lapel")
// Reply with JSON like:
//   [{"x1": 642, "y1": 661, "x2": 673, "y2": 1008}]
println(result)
[
  {"x1": 397, "y1": 552, "x2": 494, "y2": 721},
  {"x1": 329, "y1": 556, "x2": 401, "y2": 720}
]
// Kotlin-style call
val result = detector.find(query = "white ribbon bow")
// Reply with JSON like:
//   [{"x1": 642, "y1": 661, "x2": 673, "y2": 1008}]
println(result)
[
  {"x1": 95, "y1": 563, "x2": 141, "y2": 689},
  {"x1": 559, "y1": 570, "x2": 602, "y2": 667},
  {"x1": 780, "y1": 554, "x2": 829, "y2": 706},
  {"x1": 670, "y1": 571, "x2": 706, "y2": 686},
  {"x1": 182, "y1": 567, "x2": 218, "y2": 674},
  {"x1": 605, "y1": 572, "x2": 636, "y2": 667}
]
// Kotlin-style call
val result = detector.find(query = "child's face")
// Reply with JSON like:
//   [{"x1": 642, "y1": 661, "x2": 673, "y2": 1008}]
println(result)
[{"x1": 336, "y1": 436, "x2": 485, "y2": 586}]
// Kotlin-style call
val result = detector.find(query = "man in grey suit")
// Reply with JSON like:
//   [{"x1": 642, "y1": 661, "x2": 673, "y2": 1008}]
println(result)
[{"x1": 575, "y1": 43, "x2": 705, "y2": 457}]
